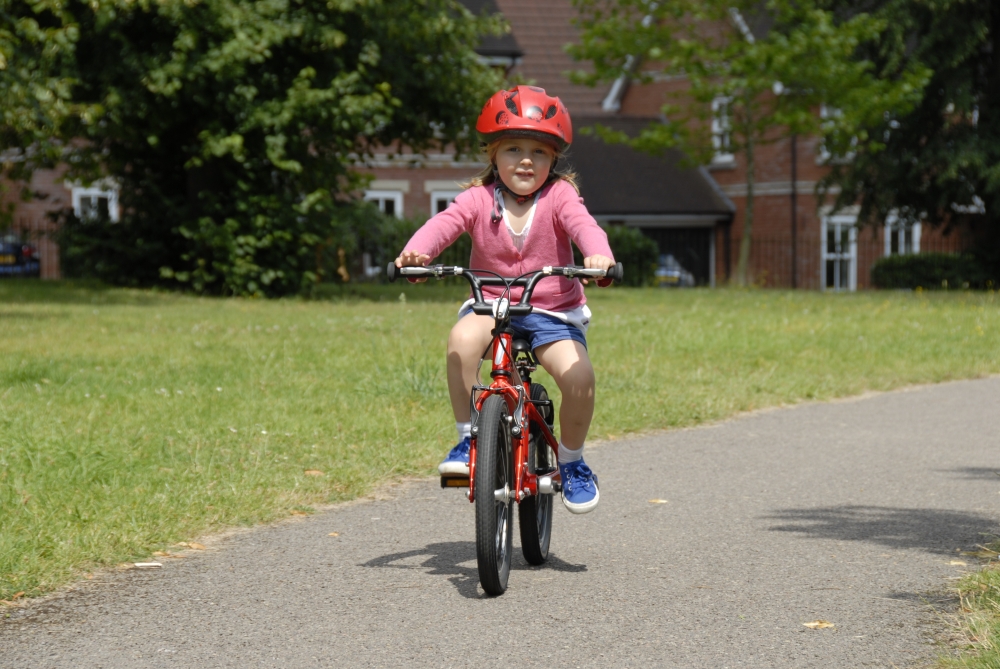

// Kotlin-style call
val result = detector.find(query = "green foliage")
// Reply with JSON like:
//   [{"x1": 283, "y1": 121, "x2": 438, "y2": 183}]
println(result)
[
  {"x1": 604, "y1": 225, "x2": 658, "y2": 286},
  {"x1": 55, "y1": 0, "x2": 503, "y2": 296},
  {"x1": 0, "y1": 0, "x2": 94, "y2": 178},
  {"x1": 871, "y1": 253, "x2": 994, "y2": 290},
  {"x1": 569, "y1": 0, "x2": 928, "y2": 285},
  {"x1": 571, "y1": 0, "x2": 925, "y2": 164},
  {"x1": 819, "y1": 0, "x2": 998, "y2": 245}
]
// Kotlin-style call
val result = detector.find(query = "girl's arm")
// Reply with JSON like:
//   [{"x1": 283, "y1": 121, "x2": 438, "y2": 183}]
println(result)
[
  {"x1": 553, "y1": 182, "x2": 615, "y2": 276},
  {"x1": 397, "y1": 188, "x2": 478, "y2": 265}
]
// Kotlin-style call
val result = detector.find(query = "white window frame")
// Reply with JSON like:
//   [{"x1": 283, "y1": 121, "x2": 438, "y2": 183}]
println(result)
[
  {"x1": 71, "y1": 185, "x2": 120, "y2": 222},
  {"x1": 883, "y1": 212, "x2": 921, "y2": 257},
  {"x1": 821, "y1": 214, "x2": 858, "y2": 292},
  {"x1": 430, "y1": 190, "x2": 463, "y2": 216},
  {"x1": 710, "y1": 96, "x2": 735, "y2": 167},
  {"x1": 364, "y1": 190, "x2": 404, "y2": 219}
]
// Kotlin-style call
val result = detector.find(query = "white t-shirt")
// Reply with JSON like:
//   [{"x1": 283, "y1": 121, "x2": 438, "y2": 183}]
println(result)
[{"x1": 499, "y1": 192, "x2": 538, "y2": 253}]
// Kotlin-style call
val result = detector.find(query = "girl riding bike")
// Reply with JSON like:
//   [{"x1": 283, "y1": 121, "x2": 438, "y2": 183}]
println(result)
[{"x1": 395, "y1": 86, "x2": 615, "y2": 514}]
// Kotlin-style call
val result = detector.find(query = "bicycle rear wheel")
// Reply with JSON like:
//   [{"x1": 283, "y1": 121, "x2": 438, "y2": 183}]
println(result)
[
  {"x1": 519, "y1": 383, "x2": 556, "y2": 565},
  {"x1": 474, "y1": 394, "x2": 514, "y2": 596}
]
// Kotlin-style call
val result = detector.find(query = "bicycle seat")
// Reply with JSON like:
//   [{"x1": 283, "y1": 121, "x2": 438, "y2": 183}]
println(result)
[{"x1": 511, "y1": 339, "x2": 531, "y2": 356}]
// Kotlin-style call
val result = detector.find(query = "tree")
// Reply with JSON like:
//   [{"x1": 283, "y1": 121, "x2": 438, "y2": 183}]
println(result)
[
  {"x1": 0, "y1": 1, "x2": 93, "y2": 211},
  {"x1": 569, "y1": 0, "x2": 928, "y2": 285},
  {"x1": 57, "y1": 0, "x2": 504, "y2": 295},
  {"x1": 818, "y1": 0, "x2": 999, "y2": 276}
]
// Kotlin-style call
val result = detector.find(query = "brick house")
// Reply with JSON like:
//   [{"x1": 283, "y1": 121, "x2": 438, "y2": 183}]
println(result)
[
  {"x1": 357, "y1": 0, "x2": 962, "y2": 289},
  {"x1": 2, "y1": 0, "x2": 961, "y2": 287},
  {"x1": 585, "y1": 0, "x2": 965, "y2": 289},
  {"x1": 0, "y1": 164, "x2": 119, "y2": 280}
]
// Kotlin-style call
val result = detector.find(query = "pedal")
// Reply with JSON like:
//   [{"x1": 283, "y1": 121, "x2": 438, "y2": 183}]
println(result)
[
  {"x1": 537, "y1": 474, "x2": 561, "y2": 495},
  {"x1": 440, "y1": 474, "x2": 470, "y2": 489}
]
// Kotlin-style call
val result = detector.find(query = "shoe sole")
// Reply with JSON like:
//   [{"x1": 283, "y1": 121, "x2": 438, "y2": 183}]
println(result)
[
  {"x1": 562, "y1": 487, "x2": 600, "y2": 514},
  {"x1": 438, "y1": 461, "x2": 471, "y2": 476}
]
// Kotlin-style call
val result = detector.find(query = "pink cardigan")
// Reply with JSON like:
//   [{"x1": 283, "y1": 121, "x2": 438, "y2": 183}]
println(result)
[{"x1": 403, "y1": 180, "x2": 614, "y2": 312}]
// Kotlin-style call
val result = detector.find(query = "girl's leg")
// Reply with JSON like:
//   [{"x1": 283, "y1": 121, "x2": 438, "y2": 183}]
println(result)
[
  {"x1": 532, "y1": 339, "x2": 595, "y2": 449},
  {"x1": 534, "y1": 338, "x2": 600, "y2": 513},
  {"x1": 446, "y1": 314, "x2": 495, "y2": 421}
]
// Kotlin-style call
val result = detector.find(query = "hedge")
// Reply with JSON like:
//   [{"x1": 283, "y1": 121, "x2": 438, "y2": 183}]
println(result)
[{"x1": 871, "y1": 253, "x2": 993, "y2": 290}]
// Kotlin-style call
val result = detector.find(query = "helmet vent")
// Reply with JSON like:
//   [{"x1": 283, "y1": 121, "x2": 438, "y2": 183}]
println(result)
[
  {"x1": 505, "y1": 96, "x2": 520, "y2": 116},
  {"x1": 544, "y1": 105, "x2": 558, "y2": 119}
]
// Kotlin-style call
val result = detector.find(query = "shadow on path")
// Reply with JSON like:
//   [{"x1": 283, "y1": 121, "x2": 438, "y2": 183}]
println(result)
[
  {"x1": 362, "y1": 541, "x2": 587, "y2": 599},
  {"x1": 946, "y1": 467, "x2": 1000, "y2": 481},
  {"x1": 764, "y1": 505, "x2": 1000, "y2": 555}
]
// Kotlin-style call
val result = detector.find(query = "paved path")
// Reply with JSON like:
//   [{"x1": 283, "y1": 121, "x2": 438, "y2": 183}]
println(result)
[{"x1": 4, "y1": 378, "x2": 1000, "y2": 668}]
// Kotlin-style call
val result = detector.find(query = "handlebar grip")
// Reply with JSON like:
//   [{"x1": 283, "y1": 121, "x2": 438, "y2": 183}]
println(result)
[
  {"x1": 605, "y1": 262, "x2": 624, "y2": 284},
  {"x1": 386, "y1": 262, "x2": 400, "y2": 283}
]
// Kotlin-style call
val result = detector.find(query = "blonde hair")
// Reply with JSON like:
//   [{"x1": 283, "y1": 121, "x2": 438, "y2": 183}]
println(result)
[{"x1": 462, "y1": 140, "x2": 579, "y2": 193}]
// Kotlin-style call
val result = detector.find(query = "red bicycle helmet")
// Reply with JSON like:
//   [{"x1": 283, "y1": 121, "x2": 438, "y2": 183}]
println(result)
[{"x1": 475, "y1": 86, "x2": 573, "y2": 151}]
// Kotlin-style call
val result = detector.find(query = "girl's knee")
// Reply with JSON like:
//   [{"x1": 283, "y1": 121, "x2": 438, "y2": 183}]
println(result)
[
  {"x1": 447, "y1": 317, "x2": 491, "y2": 356},
  {"x1": 554, "y1": 362, "x2": 595, "y2": 398}
]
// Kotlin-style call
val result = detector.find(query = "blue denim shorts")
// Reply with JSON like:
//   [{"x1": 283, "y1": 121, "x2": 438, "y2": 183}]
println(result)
[{"x1": 460, "y1": 311, "x2": 587, "y2": 351}]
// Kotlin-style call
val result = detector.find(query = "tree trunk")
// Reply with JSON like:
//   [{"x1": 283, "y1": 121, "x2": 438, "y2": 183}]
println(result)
[{"x1": 735, "y1": 128, "x2": 755, "y2": 286}]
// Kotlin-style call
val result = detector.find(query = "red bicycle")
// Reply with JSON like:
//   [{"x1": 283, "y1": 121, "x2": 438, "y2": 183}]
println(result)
[{"x1": 388, "y1": 261, "x2": 623, "y2": 595}]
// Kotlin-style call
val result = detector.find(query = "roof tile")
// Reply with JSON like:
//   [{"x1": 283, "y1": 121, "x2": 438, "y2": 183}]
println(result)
[{"x1": 493, "y1": 0, "x2": 610, "y2": 115}]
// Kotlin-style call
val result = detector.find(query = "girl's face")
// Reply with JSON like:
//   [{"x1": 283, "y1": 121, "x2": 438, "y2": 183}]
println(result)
[{"x1": 494, "y1": 138, "x2": 556, "y2": 196}]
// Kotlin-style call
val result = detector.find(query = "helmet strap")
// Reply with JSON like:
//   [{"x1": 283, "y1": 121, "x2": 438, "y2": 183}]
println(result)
[{"x1": 490, "y1": 165, "x2": 558, "y2": 224}]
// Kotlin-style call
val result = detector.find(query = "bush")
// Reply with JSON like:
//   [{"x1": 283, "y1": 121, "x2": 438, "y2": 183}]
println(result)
[
  {"x1": 603, "y1": 225, "x2": 659, "y2": 287},
  {"x1": 871, "y1": 252, "x2": 992, "y2": 289},
  {"x1": 57, "y1": 201, "x2": 411, "y2": 294},
  {"x1": 344, "y1": 211, "x2": 471, "y2": 283}
]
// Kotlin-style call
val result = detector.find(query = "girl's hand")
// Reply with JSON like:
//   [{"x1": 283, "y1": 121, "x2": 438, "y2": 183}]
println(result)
[
  {"x1": 582, "y1": 254, "x2": 614, "y2": 286},
  {"x1": 395, "y1": 250, "x2": 431, "y2": 283}
]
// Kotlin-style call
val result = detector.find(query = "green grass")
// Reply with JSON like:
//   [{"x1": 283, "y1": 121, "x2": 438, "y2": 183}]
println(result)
[
  {"x1": 1, "y1": 280, "x2": 998, "y2": 600},
  {"x1": 941, "y1": 545, "x2": 1000, "y2": 667}
]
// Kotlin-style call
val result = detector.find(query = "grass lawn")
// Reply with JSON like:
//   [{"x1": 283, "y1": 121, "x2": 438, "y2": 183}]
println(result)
[{"x1": 1, "y1": 281, "x2": 998, "y2": 601}]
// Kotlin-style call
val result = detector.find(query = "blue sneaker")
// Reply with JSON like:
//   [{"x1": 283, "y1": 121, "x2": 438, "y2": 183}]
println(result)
[
  {"x1": 559, "y1": 459, "x2": 600, "y2": 514},
  {"x1": 438, "y1": 436, "x2": 471, "y2": 475}
]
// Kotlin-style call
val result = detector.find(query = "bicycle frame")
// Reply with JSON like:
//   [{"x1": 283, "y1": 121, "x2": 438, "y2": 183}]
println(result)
[{"x1": 467, "y1": 326, "x2": 559, "y2": 505}]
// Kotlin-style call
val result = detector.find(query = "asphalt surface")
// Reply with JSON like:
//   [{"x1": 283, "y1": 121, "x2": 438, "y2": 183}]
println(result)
[{"x1": 3, "y1": 377, "x2": 1000, "y2": 668}]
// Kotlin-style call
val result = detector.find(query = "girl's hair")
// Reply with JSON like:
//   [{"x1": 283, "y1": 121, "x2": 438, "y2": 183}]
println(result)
[{"x1": 461, "y1": 140, "x2": 579, "y2": 193}]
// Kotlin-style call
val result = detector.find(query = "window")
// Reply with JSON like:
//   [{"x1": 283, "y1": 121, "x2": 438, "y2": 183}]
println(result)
[
  {"x1": 71, "y1": 186, "x2": 119, "y2": 222},
  {"x1": 884, "y1": 214, "x2": 921, "y2": 256},
  {"x1": 430, "y1": 190, "x2": 463, "y2": 216},
  {"x1": 711, "y1": 97, "x2": 734, "y2": 166},
  {"x1": 364, "y1": 190, "x2": 404, "y2": 218},
  {"x1": 822, "y1": 215, "x2": 857, "y2": 292}
]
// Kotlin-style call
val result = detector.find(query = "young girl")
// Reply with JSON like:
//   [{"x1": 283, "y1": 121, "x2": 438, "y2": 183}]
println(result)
[{"x1": 395, "y1": 86, "x2": 614, "y2": 514}]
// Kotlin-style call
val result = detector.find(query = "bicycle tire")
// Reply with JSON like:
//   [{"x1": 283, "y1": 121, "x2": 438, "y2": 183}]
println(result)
[
  {"x1": 519, "y1": 383, "x2": 556, "y2": 565},
  {"x1": 474, "y1": 394, "x2": 514, "y2": 596}
]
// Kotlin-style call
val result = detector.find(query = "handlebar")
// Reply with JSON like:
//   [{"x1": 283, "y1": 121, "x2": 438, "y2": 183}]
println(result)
[{"x1": 386, "y1": 262, "x2": 624, "y2": 317}]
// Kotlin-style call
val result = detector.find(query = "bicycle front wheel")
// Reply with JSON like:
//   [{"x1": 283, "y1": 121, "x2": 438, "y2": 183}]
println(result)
[
  {"x1": 519, "y1": 383, "x2": 555, "y2": 565},
  {"x1": 474, "y1": 394, "x2": 514, "y2": 596}
]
